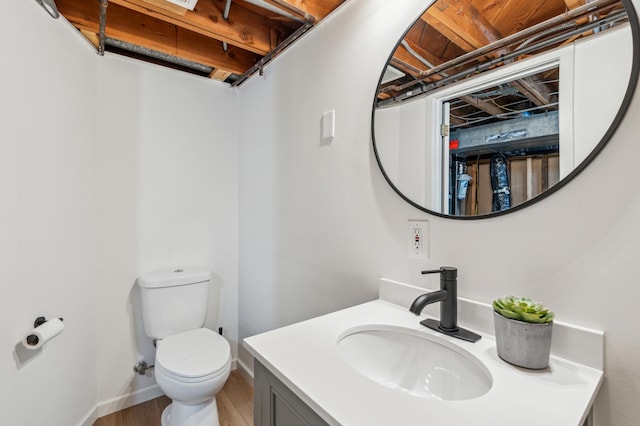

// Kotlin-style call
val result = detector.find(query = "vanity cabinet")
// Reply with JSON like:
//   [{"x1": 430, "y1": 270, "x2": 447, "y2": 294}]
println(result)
[{"x1": 254, "y1": 360, "x2": 330, "y2": 426}]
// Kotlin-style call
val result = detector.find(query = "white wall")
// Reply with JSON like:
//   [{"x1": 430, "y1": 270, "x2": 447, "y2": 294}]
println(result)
[
  {"x1": 95, "y1": 55, "x2": 239, "y2": 415},
  {"x1": 574, "y1": 24, "x2": 633, "y2": 164},
  {"x1": 1, "y1": 4, "x2": 239, "y2": 424},
  {"x1": 375, "y1": 99, "x2": 429, "y2": 206},
  {"x1": 238, "y1": 1, "x2": 640, "y2": 425},
  {"x1": 0, "y1": 2, "x2": 98, "y2": 425}
]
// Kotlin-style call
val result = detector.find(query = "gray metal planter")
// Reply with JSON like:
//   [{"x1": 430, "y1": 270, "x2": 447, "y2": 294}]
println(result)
[{"x1": 493, "y1": 311, "x2": 553, "y2": 369}]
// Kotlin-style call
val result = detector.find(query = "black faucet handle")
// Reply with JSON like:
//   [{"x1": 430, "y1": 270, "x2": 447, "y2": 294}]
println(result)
[{"x1": 421, "y1": 266, "x2": 457, "y2": 278}]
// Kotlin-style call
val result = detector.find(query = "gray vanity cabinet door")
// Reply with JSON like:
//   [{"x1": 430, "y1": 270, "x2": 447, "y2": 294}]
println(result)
[{"x1": 254, "y1": 360, "x2": 330, "y2": 426}]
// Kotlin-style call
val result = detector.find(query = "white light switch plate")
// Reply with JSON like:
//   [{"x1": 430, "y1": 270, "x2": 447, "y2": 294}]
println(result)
[{"x1": 322, "y1": 110, "x2": 335, "y2": 141}]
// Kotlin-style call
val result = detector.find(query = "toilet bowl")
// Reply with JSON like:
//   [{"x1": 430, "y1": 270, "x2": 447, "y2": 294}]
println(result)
[
  {"x1": 138, "y1": 268, "x2": 231, "y2": 426},
  {"x1": 155, "y1": 328, "x2": 231, "y2": 426}
]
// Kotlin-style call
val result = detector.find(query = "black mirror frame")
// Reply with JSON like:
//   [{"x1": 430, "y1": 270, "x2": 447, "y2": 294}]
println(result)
[{"x1": 372, "y1": 0, "x2": 640, "y2": 220}]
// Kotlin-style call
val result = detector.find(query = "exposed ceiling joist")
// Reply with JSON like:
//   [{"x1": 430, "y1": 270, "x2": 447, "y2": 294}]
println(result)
[
  {"x1": 460, "y1": 95, "x2": 505, "y2": 116},
  {"x1": 412, "y1": 0, "x2": 555, "y2": 110},
  {"x1": 491, "y1": 0, "x2": 567, "y2": 36},
  {"x1": 376, "y1": 0, "x2": 615, "y2": 131},
  {"x1": 58, "y1": 0, "x2": 261, "y2": 74},
  {"x1": 55, "y1": 0, "x2": 345, "y2": 83},
  {"x1": 423, "y1": 0, "x2": 503, "y2": 52},
  {"x1": 421, "y1": 12, "x2": 477, "y2": 53},
  {"x1": 109, "y1": 0, "x2": 279, "y2": 55},
  {"x1": 510, "y1": 78, "x2": 553, "y2": 107}
]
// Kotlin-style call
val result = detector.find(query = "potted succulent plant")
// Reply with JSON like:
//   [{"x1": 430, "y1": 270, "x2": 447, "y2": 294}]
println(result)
[{"x1": 492, "y1": 296, "x2": 555, "y2": 369}]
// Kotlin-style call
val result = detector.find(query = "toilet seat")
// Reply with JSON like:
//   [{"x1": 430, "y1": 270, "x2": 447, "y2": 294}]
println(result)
[{"x1": 156, "y1": 328, "x2": 231, "y2": 383}]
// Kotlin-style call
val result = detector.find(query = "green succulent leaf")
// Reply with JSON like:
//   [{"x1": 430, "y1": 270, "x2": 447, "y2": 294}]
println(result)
[
  {"x1": 497, "y1": 307, "x2": 521, "y2": 320},
  {"x1": 520, "y1": 312, "x2": 545, "y2": 323},
  {"x1": 492, "y1": 296, "x2": 554, "y2": 324}
]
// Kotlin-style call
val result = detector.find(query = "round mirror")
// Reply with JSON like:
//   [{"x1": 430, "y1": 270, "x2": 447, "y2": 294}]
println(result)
[{"x1": 373, "y1": 0, "x2": 639, "y2": 218}]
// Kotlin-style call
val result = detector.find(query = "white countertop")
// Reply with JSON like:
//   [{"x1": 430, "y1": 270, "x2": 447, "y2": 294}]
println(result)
[{"x1": 244, "y1": 299, "x2": 603, "y2": 426}]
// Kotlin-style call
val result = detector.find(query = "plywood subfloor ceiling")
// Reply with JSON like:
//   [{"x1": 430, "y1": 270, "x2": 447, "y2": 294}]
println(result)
[{"x1": 55, "y1": 0, "x2": 346, "y2": 84}]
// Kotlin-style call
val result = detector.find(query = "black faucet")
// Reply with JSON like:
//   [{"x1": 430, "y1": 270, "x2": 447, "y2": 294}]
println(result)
[{"x1": 409, "y1": 267, "x2": 481, "y2": 343}]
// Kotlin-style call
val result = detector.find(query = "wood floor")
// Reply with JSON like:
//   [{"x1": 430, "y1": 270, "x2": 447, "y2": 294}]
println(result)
[{"x1": 94, "y1": 370, "x2": 253, "y2": 426}]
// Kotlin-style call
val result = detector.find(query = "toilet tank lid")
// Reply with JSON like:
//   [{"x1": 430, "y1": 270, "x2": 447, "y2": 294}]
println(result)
[{"x1": 138, "y1": 268, "x2": 211, "y2": 289}]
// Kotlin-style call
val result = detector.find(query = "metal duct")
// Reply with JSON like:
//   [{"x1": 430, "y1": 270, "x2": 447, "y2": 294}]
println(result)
[
  {"x1": 490, "y1": 156, "x2": 511, "y2": 212},
  {"x1": 105, "y1": 37, "x2": 214, "y2": 74}
]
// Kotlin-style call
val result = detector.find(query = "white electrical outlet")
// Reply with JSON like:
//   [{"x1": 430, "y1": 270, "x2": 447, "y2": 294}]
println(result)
[{"x1": 408, "y1": 220, "x2": 429, "y2": 258}]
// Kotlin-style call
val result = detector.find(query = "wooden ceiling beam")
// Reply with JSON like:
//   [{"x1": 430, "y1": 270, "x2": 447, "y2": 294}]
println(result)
[
  {"x1": 421, "y1": 0, "x2": 555, "y2": 109},
  {"x1": 209, "y1": 69, "x2": 233, "y2": 81},
  {"x1": 57, "y1": 0, "x2": 260, "y2": 75},
  {"x1": 390, "y1": 0, "x2": 556, "y2": 118},
  {"x1": 475, "y1": 0, "x2": 510, "y2": 24},
  {"x1": 491, "y1": 0, "x2": 569, "y2": 36},
  {"x1": 80, "y1": 29, "x2": 100, "y2": 50},
  {"x1": 421, "y1": 12, "x2": 476, "y2": 52},
  {"x1": 510, "y1": 77, "x2": 553, "y2": 107},
  {"x1": 176, "y1": 27, "x2": 260, "y2": 73},
  {"x1": 422, "y1": 0, "x2": 503, "y2": 52},
  {"x1": 459, "y1": 95, "x2": 505, "y2": 116},
  {"x1": 106, "y1": 0, "x2": 279, "y2": 55}
]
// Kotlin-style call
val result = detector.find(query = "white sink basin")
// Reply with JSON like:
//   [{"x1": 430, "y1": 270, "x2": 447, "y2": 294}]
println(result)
[{"x1": 337, "y1": 325, "x2": 492, "y2": 401}]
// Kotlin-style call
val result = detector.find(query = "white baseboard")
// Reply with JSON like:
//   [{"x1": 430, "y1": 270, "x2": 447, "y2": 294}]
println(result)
[
  {"x1": 79, "y1": 407, "x2": 98, "y2": 426},
  {"x1": 97, "y1": 383, "x2": 165, "y2": 418},
  {"x1": 236, "y1": 356, "x2": 254, "y2": 384}
]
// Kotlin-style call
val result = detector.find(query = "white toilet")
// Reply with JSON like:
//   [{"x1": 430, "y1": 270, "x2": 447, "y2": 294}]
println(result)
[{"x1": 139, "y1": 268, "x2": 231, "y2": 426}]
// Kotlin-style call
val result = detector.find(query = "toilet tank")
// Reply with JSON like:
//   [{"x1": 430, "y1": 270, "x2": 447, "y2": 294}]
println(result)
[{"x1": 138, "y1": 268, "x2": 211, "y2": 340}]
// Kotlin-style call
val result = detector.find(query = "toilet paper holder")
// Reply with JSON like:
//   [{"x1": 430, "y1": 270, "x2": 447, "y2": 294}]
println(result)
[
  {"x1": 34, "y1": 316, "x2": 64, "y2": 327},
  {"x1": 25, "y1": 316, "x2": 64, "y2": 347}
]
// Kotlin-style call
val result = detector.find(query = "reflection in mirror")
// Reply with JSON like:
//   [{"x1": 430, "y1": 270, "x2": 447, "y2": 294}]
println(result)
[
  {"x1": 373, "y1": 0, "x2": 637, "y2": 218},
  {"x1": 447, "y1": 67, "x2": 560, "y2": 215}
]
